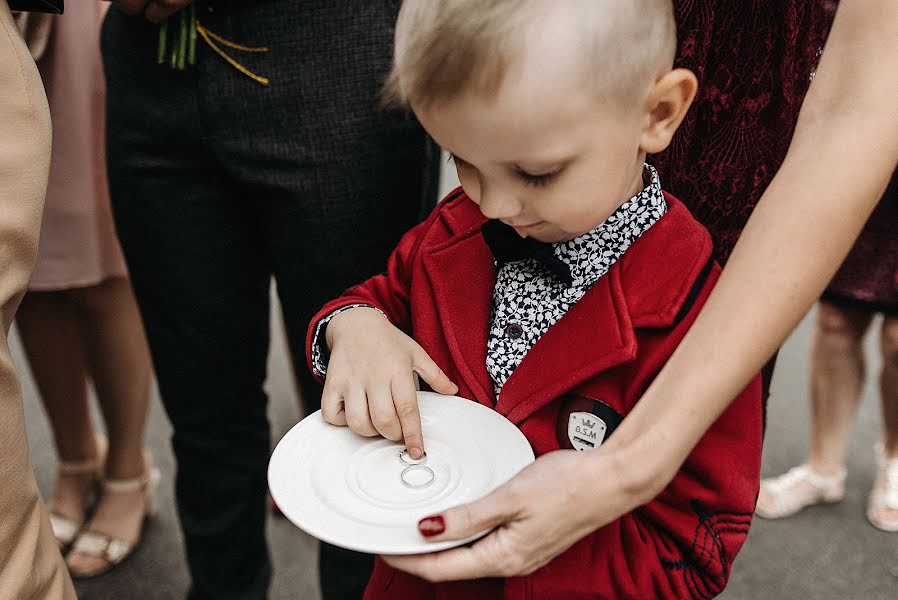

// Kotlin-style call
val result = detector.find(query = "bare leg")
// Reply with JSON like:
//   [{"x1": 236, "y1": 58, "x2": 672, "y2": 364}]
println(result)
[
  {"x1": 806, "y1": 301, "x2": 873, "y2": 474},
  {"x1": 16, "y1": 292, "x2": 100, "y2": 532},
  {"x1": 869, "y1": 315, "x2": 898, "y2": 529},
  {"x1": 64, "y1": 276, "x2": 154, "y2": 575},
  {"x1": 756, "y1": 301, "x2": 872, "y2": 518},
  {"x1": 881, "y1": 316, "x2": 898, "y2": 455},
  {"x1": 69, "y1": 277, "x2": 151, "y2": 479}
]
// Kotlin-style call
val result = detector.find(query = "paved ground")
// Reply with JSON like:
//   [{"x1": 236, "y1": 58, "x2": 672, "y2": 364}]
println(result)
[{"x1": 14, "y1": 163, "x2": 898, "y2": 599}]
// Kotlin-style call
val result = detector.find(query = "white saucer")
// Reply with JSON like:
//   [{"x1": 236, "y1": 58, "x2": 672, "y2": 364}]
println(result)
[{"x1": 267, "y1": 392, "x2": 534, "y2": 555}]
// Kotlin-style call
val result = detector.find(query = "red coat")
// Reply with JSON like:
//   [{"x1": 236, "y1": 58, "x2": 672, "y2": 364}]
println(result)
[{"x1": 306, "y1": 189, "x2": 762, "y2": 600}]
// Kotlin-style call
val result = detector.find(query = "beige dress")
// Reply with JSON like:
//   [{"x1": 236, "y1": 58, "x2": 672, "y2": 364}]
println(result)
[
  {"x1": 0, "y1": 1, "x2": 76, "y2": 597},
  {"x1": 29, "y1": 2, "x2": 127, "y2": 291}
]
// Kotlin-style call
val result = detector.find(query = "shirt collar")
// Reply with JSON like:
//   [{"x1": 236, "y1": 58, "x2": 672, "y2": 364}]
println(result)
[{"x1": 552, "y1": 164, "x2": 667, "y2": 290}]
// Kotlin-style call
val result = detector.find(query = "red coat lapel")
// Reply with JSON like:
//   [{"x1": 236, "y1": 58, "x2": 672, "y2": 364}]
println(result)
[
  {"x1": 422, "y1": 227, "x2": 497, "y2": 408},
  {"x1": 419, "y1": 193, "x2": 712, "y2": 422},
  {"x1": 497, "y1": 265, "x2": 638, "y2": 424}
]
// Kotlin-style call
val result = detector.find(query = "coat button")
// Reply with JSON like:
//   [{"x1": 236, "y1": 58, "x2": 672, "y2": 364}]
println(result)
[{"x1": 505, "y1": 323, "x2": 524, "y2": 339}]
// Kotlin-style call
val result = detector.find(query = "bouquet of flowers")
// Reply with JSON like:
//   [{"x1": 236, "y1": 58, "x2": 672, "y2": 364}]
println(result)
[
  {"x1": 157, "y1": 3, "x2": 196, "y2": 70},
  {"x1": 156, "y1": 5, "x2": 269, "y2": 86}
]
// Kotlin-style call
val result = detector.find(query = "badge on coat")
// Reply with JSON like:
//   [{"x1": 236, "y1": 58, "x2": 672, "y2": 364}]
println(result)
[
  {"x1": 567, "y1": 412, "x2": 608, "y2": 450},
  {"x1": 556, "y1": 395, "x2": 623, "y2": 451}
]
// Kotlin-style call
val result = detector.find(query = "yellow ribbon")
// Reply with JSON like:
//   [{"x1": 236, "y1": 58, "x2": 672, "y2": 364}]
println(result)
[{"x1": 195, "y1": 21, "x2": 270, "y2": 86}]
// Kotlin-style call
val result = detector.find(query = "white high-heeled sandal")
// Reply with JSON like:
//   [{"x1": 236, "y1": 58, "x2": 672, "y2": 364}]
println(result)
[
  {"x1": 755, "y1": 464, "x2": 846, "y2": 519},
  {"x1": 49, "y1": 436, "x2": 108, "y2": 549},
  {"x1": 67, "y1": 456, "x2": 161, "y2": 579},
  {"x1": 867, "y1": 444, "x2": 898, "y2": 532}
]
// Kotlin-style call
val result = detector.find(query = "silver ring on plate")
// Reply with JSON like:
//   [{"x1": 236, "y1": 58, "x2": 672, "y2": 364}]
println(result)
[
  {"x1": 399, "y1": 448, "x2": 427, "y2": 465},
  {"x1": 400, "y1": 464, "x2": 435, "y2": 488}
]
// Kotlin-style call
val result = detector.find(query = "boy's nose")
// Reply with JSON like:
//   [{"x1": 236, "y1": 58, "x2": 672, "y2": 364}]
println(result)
[{"x1": 478, "y1": 187, "x2": 521, "y2": 220}]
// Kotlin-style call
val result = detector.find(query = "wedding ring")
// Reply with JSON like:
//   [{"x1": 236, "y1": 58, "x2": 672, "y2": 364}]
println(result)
[
  {"x1": 399, "y1": 448, "x2": 427, "y2": 465},
  {"x1": 400, "y1": 464, "x2": 435, "y2": 488}
]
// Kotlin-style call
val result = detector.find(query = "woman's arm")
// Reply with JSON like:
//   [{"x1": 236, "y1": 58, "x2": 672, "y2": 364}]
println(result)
[
  {"x1": 603, "y1": 0, "x2": 898, "y2": 493},
  {"x1": 384, "y1": 0, "x2": 898, "y2": 580}
]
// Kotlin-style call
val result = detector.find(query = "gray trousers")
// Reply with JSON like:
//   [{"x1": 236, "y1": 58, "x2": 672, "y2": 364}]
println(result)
[{"x1": 102, "y1": 1, "x2": 428, "y2": 598}]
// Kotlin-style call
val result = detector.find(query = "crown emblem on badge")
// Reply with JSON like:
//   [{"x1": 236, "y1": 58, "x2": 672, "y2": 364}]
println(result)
[{"x1": 567, "y1": 411, "x2": 609, "y2": 452}]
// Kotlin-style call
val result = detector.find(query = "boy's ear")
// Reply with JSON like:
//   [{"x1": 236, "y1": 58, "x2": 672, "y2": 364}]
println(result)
[{"x1": 639, "y1": 68, "x2": 698, "y2": 154}]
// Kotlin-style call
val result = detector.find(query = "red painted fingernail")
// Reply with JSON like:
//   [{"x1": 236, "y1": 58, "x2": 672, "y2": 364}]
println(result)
[{"x1": 418, "y1": 515, "x2": 445, "y2": 537}]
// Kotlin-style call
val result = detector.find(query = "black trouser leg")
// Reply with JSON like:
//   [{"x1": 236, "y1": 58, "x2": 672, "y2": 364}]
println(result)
[
  {"x1": 104, "y1": 13, "x2": 274, "y2": 598},
  {"x1": 104, "y1": 1, "x2": 428, "y2": 597}
]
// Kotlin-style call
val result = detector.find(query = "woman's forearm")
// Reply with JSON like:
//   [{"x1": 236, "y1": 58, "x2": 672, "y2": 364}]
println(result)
[{"x1": 598, "y1": 0, "x2": 898, "y2": 503}]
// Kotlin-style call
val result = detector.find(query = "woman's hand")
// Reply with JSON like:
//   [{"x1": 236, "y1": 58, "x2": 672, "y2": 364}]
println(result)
[
  {"x1": 110, "y1": 0, "x2": 193, "y2": 23},
  {"x1": 383, "y1": 447, "x2": 651, "y2": 581}
]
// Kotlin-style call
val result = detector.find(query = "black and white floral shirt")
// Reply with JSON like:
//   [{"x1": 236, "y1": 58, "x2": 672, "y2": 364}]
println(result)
[
  {"x1": 312, "y1": 164, "x2": 667, "y2": 397},
  {"x1": 486, "y1": 164, "x2": 665, "y2": 395}
]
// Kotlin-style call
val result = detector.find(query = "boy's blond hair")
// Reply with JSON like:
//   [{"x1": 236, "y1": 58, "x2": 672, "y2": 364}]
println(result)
[{"x1": 385, "y1": 0, "x2": 677, "y2": 108}]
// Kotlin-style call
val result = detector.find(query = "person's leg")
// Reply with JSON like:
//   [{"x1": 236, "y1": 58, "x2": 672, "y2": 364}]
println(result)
[
  {"x1": 806, "y1": 301, "x2": 873, "y2": 472},
  {"x1": 16, "y1": 292, "x2": 101, "y2": 544},
  {"x1": 68, "y1": 278, "x2": 150, "y2": 479},
  {"x1": 199, "y1": 1, "x2": 428, "y2": 596},
  {"x1": 756, "y1": 301, "x2": 872, "y2": 518},
  {"x1": 103, "y1": 9, "x2": 274, "y2": 598},
  {"x1": 0, "y1": 2, "x2": 75, "y2": 596},
  {"x1": 868, "y1": 315, "x2": 898, "y2": 530},
  {"x1": 110, "y1": 143, "x2": 273, "y2": 597},
  {"x1": 60, "y1": 276, "x2": 153, "y2": 574},
  {"x1": 880, "y1": 315, "x2": 898, "y2": 457}
]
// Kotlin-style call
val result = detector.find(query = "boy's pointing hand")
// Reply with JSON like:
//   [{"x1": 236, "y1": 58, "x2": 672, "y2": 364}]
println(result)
[{"x1": 322, "y1": 307, "x2": 458, "y2": 458}]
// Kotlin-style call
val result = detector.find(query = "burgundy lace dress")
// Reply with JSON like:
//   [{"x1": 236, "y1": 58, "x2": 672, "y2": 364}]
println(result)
[
  {"x1": 822, "y1": 171, "x2": 898, "y2": 315},
  {"x1": 656, "y1": 0, "x2": 829, "y2": 266}
]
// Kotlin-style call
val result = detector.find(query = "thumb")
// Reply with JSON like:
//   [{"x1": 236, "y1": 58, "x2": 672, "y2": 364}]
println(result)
[
  {"x1": 411, "y1": 346, "x2": 458, "y2": 396},
  {"x1": 417, "y1": 484, "x2": 516, "y2": 541}
]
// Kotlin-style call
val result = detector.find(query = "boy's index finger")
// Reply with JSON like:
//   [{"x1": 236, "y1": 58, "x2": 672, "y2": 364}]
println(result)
[{"x1": 392, "y1": 375, "x2": 424, "y2": 458}]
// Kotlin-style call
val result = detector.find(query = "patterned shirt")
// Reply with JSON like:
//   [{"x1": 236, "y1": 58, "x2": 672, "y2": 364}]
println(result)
[
  {"x1": 486, "y1": 164, "x2": 665, "y2": 395},
  {"x1": 312, "y1": 164, "x2": 667, "y2": 398}
]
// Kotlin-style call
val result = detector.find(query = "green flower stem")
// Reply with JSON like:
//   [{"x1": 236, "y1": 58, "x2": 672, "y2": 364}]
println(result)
[
  {"x1": 158, "y1": 8, "x2": 197, "y2": 71},
  {"x1": 178, "y1": 9, "x2": 188, "y2": 70},
  {"x1": 188, "y1": 3, "x2": 197, "y2": 66},
  {"x1": 158, "y1": 19, "x2": 168, "y2": 64},
  {"x1": 170, "y1": 30, "x2": 178, "y2": 69}
]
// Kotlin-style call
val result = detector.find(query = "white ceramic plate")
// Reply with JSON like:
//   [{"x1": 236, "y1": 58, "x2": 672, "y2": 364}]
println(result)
[{"x1": 268, "y1": 392, "x2": 535, "y2": 555}]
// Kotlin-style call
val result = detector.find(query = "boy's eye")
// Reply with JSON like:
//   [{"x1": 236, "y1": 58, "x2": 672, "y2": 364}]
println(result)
[
  {"x1": 517, "y1": 169, "x2": 559, "y2": 188},
  {"x1": 449, "y1": 153, "x2": 559, "y2": 187}
]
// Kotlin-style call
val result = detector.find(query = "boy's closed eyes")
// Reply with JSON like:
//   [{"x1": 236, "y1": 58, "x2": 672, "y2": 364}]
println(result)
[{"x1": 448, "y1": 153, "x2": 565, "y2": 189}]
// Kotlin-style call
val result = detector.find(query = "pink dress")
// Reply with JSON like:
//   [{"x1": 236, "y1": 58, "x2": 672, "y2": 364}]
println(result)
[{"x1": 28, "y1": 2, "x2": 127, "y2": 291}]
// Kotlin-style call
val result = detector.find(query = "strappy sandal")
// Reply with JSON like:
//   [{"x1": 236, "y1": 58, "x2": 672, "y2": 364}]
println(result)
[
  {"x1": 49, "y1": 436, "x2": 108, "y2": 550},
  {"x1": 66, "y1": 455, "x2": 161, "y2": 579},
  {"x1": 755, "y1": 464, "x2": 846, "y2": 519},
  {"x1": 867, "y1": 444, "x2": 898, "y2": 532}
]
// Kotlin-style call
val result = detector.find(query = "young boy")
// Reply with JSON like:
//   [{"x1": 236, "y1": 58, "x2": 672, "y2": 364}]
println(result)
[{"x1": 306, "y1": 1, "x2": 763, "y2": 598}]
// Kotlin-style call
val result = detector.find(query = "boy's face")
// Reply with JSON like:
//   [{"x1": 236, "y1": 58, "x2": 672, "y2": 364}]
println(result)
[{"x1": 415, "y1": 62, "x2": 649, "y2": 243}]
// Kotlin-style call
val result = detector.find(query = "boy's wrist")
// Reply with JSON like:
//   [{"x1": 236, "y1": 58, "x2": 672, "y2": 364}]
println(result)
[
  {"x1": 311, "y1": 304, "x2": 387, "y2": 379},
  {"x1": 324, "y1": 305, "x2": 388, "y2": 349}
]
